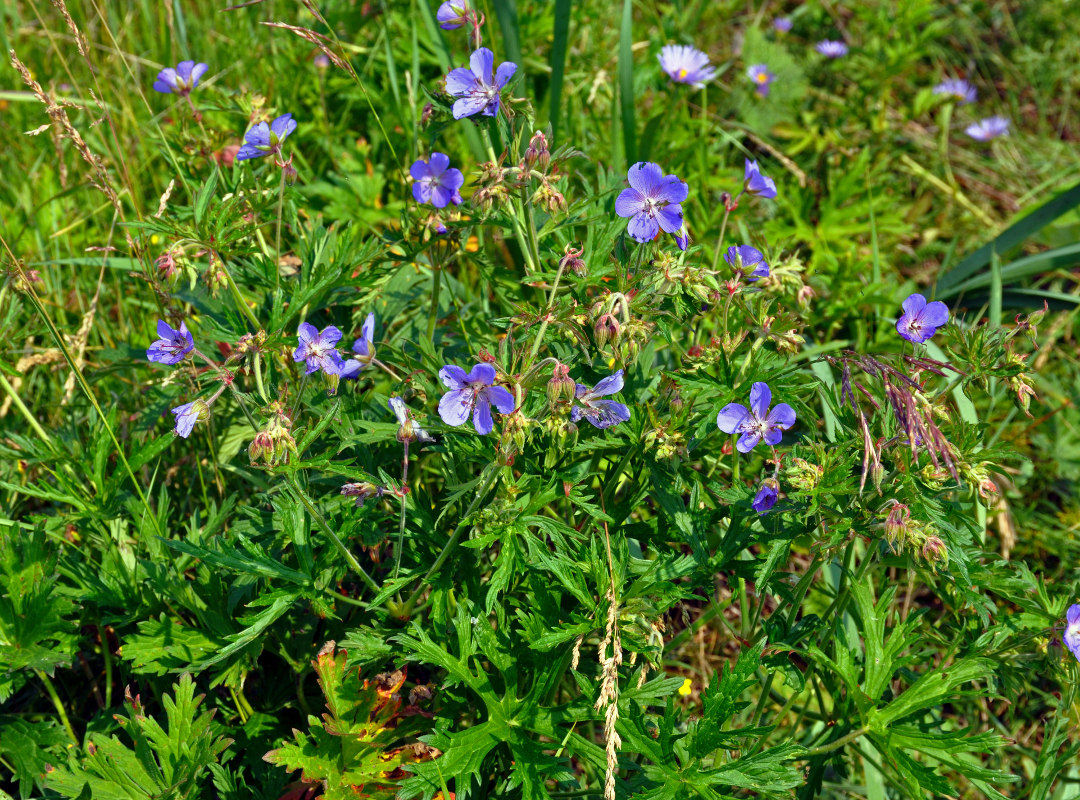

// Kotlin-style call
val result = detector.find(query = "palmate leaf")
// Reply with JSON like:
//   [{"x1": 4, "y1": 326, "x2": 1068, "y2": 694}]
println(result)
[
  {"x1": 691, "y1": 639, "x2": 766, "y2": 757},
  {"x1": 263, "y1": 645, "x2": 436, "y2": 800},
  {"x1": 44, "y1": 674, "x2": 231, "y2": 800}
]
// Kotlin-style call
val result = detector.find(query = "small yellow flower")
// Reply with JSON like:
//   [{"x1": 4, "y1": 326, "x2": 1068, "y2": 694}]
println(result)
[
  {"x1": 678, "y1": 678, "x2": 692, "y2": 697},
  {"x1": 150, "y1": 234, "x2": 160, "y2": 245},
  {"x1": 606, "y1": 356, "x2": 617, "y2": 370}
]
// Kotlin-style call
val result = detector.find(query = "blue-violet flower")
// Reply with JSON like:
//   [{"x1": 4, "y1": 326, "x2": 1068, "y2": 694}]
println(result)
[
  {"x1": 725, "y1": 245, "x2": 770, "y2": 280},
  {"x1": 437, "y1": 0, "x2": 469, "y2": 29},
  {"x1": 815, "y1": 40, "x2": 848, "y2": 58},
  {"x1": 658, "y1": 45, "x2": 716, "y2": 88},
  {"x1": 933, "y1": 78, "x2": 977, "y2": 105},
  {"x1": 896, "y1": 293, "x2": 948, "y2": 344},
  {"x1": 411, "y1": 153, "x2": 464, "y2": 208},
  {"x1": 773, "y1": 17, "x2": 793, "y2": 33},
  {"x1": 747, "y1": 64, "x2": 776, "y2": 97},
  {"x1": 153, "y1": 60, "x2": 208, "y2": 95},
  {"x1": 615, "y1": 161, "x2": 688, "y2": 244},
  {"x1": 753, "y1": 479, "x2": 779, "y2": 513},
  {"x1": 294, "y1": 322, "x2": 343, "y2": 375},
  {"x1": 172, "y1": 399, "x2": 209, "y2": 438},
  {"x1": 743, "y1": 159, "x2": 777, "y2": 199},
  {"x1": 570, "y1": 370, "x2": 631, "y2": 429},
  {"x1": 965, "y1": 116, "x2": 1009, "y2": 141},
  {"x1": 717, "y1": 382, "x2": 796, "y2": 453},
  {"x1": 1064, "y1": 605, "x2": 1080, "y2": 664},
  {"x1": 147, "y1": 319, "x2": 194, "y2": 365},
  {"x1": 445, "y1": 48, "x2": 516, "y2": 119},
  {"x1": 438, "y1": 362, "x2": 515, "y2": 434},
  {"x1": 390, "y1": 396, "x2": 434, "y2": 444},
  {"x1": 237, "y1": 114, "x2": 297, "y2": 161}
]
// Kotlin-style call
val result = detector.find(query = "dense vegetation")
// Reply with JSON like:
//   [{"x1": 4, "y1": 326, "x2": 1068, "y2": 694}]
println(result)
[{"x1": 3, "y1": 0, "x2": 1080, "y2": 798}]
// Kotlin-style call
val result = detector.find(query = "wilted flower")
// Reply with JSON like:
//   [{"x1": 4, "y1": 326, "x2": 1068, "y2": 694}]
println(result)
[
  {"x1": 172, "y1": 399, "x2": 209, "y2": 438},
  {"x1": 747, "y1": 64, "x2": 776, "y2": 97},
  {"x1": 815, "y1": 40, "x2": 849, "y2": 58},
  {"x1": 594, "y1": 314, "x2": 621, "y2": 349},
  {"x1": 147, "y1": 320, "x2": 194, "y2": 365},
  {"x1": 570, "y1": 371, "x2": 631, "y2": 429},
  {"x1": 716, "y1": 382, "x2": 796, "y2": 453},
  {"x1": 411, "y1": 153, "x2": 464, "y2": 208},
  {"x1": 445, "y1": 47, "x2": 516, "y2": 119},
  {"x1": 658, "y1": 45, "x2": 715, "y2": 88},
  {"x1": 294, "y1": 322, "x2": 343, "y2": 375},
  {"x1": 237, "y1": 114, "x2": 297, "y2": 161},
  {"x1": 921, "y1": 535, "x2": 948, "y2": 566},
  {"x1": 559, "y1": 244, "x2": 586, "y2": 277},
  {"x1": 615, "y1": 161, "x2": 688, "y2": 243},
  {"x1": 965, "y1": 116, "x2": 1010, "y2": 141},
  {"x1": 248, "y1": 430, "x2": 275, "y2": 465},
  {"x1": 753, "y1": 479, "x2": 779, "y2": 513},
  {"x1": 1064, "y1": 605, "x2": 1080, "y2": 664},
  {"x1": 773, "y1": 17, "x2": 792, "y2": 33},
  {"x1": 724, "y1": 245, "x2": 770, "y2": 280},
  {"x1": 341, "y1": 481, "x2": 384, "y2": 508},
  {"x1": 389, "y1": 396, "x2": 434, "y2": 444},
  {"x1": 896, "y1": 293, "x2": 949, "y2": 344},
  {"x1": 153, "y1": 60, "x2": 208, "y2": 95},
  {"x1": 933, "y1": 78, "x2": 977, "y2": 105},
  {"x1": 743, "y1": 159, "x2": 777, "y2": 199},
  {"x1": 438, "y1": 363, "x2": 515, "y2": 434},
  {"x1": 547, "y1": 363, "x2": 576, "y2": 405},
  {"x1": 436, "y1": 0, "x2": 469, "y2": 29},
  {"x1": 524, "y1": 131, "x2": 551, "y2": 171}
]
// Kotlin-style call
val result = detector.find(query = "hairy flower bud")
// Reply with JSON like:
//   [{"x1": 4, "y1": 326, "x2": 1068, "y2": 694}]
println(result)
[
  {"x1": 595, "y1": 314, "x2": 620, "y2": 349},
  {"x1": 921, "y1": 535, "x2": 948, "y2": 567},
  {"x1": 524, "y1": 130, "x2": 550, "y2": 171},
  {"x1": 559, "y1": 244, "x2": 586, "y2": 278},
  {"x1": 547, "y1": 363, "x2": 576, "y2": 405},
  {"x1": 248, "y1": 431, "x2": 275, "y2": 466},
  {"x1": 884, "y1": 502, "x2": 910, "y2": 545}
]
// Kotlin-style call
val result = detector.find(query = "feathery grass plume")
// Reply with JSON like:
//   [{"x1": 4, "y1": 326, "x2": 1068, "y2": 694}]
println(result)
[
  {"x1": 260, "y1": 22, "x2": 348, "y2": 71},
  {"x1": 50, "y1": 0, "x2": 89, "y2": 57},
  {"x1": 570, "y1": 632, "x2": 583, "y2": 671},
  {"x1": 9, "y1": 51, "x2": 121, "y2": 215},
  {"x1": 594, "y1": 587, "x2": 622, "y2": 800}
]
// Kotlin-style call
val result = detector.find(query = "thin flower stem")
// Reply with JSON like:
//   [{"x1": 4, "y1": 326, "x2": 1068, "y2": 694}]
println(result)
[
  {"x1": 526, "y1": 256, "x2": 569, "y2": 366},
  {"x1": 216, "y1": 252, "x2": 262, "y2": 332},
  {"x1": 35, "y1": 669, "x2": 78, "y2": 744},
  {"x1": 802, "y1": 726, "x2": 868, "y2": 757},
  {"x1": 479, "y1": 126, "x2": 537, "y2": 273},
  {"x1": 274, "y1": 165, "x2": 287, "y2": 293},
  {"x1": 285, "y1": 473, "x2": 380, "y2": 595},
  {"x1": 710, "y1": 206, "x2": 733, "y2": 272},
  {"x1": 0, "y1": 373, "x2": 53, "y2": 447},
  {"x1": 372, "y1": 358, "x2": 402, "y2": 382},
  {"x1": 394, "y1": 441, "x2": 410, "y2": 580},
  {"x1": 290, "y1": 373, "x2": 309, "y2": 422},
  {"x1": 427, "y1": 262, "x2": 443, "y2": 342},
  {"x1": 253, "y1": 352, "x2": 269, "y2": 404},
  {"x1": 404, "y1": 465, "x2": 500, "y2": 611}
]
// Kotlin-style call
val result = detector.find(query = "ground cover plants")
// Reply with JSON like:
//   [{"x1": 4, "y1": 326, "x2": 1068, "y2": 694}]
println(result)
[{"x1": 3, "y1": 0, "x2": 1080, "y2": 797}]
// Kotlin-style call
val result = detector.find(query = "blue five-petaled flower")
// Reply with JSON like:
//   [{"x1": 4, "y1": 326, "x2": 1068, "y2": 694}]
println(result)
[
  {"x1": 753, "y1": 480, "x2": 779, "y2": 513},
  {"x1": 743, "y1": 159, "x2": 777, "y2": 199},
  {"x1": 1064, "y1": 605, "x2": 1080, "y2": 664},
  {"x1": 153, "y1": 60, "x2": 208, "y2": 95},
  {"x1": 437, "y1": 0, "x2": 469, "y2": 29},
  {"x1": 147, "y1": 319, "x2": 194, "y2": 365},
  {"x1": 445, "y1": 48, "x2": 517, "y2": 120},
  {"x1": 896, "y1": 293, "x2": 949, "y2": 344},
  {"x1": 411, "y1": 153, "x2": 464, "y2": 208},
  {"x1": 717, "y1": 382, "x2": 796, "y2": 453},
  {"x1": 571, "y1": 370, "x2": 631, "y2": 429},
  {"x1": 237, "y1": 114, "x2": 297, "y2": 161},
  {"x1": 615, "y1": 162, "x2": 688, "y2": 244},
  {"x1": 294, "y1": 322, "x2": 343, "y2": 376},
  {"x1": 725, "y1": 245, "x2": 770, "y2": 280},
  {"x1": 172, "y1": 399, "x2": 208, "y2": 439},
  {"x1": 438, "y1": 363, "x2": 516, "y2": 435}
]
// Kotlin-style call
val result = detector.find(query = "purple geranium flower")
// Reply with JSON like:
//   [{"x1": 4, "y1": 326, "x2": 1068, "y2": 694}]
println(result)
[
  {"x1": 237, "y1": 114, "x2": 297, "y2": 161},
  {"x1": 1064, "y1": 605, "x2": 1080, "y2": 664},
  {"x1": 724, "y1": 245, "x2": 770, "y2": 280},
  {"x1": 294, "y1": 322, "x2": 343, "y2": 375},
  {"x1": 658, "y1": 44, "x2": 715, "y2": 88},
  {"x1": 437, "y1": 0, "x2": 469, "y2": 29},
  {"x1": 676, "y1": 231, "x2": 690, "y2": 251},
  {"x1": 445, "y1": 47, "x2": 516, "y2": 119},
  {"x1": 965, "y1": 116, "x2": 1010, "y2": 142},
  {"x1": 717, "y1": 382, "x2": 796, "y2": 453},
  {"x1": 438, "y1": 362, "x2": 515, "y2": 435},
  {"x1": 147, "y1": 319, "x2": 194, "y2": 365},
  {"x1": 753, "y1": 480, "x2": 779, "y2": 513},
  {"x1": 390, "y1": 396, "x2": 434, "y2": 444},
  {"x1": 615, "y1": 162, "x2": 688, "y2": 244},
  {"x1": 933, "y1": 78, "x2": 977, "y2": 105},
  {"x1": 743, "y1": 159, "x2": 777, "y2": 199},
  {"x1": 351, "y1": 312, "x2": 377, "y2": 366},
  {"x1": 172, "y1": 399, "x2": 208, "y2": 438},
  {"x1": 747, "y1": 64, "x2": 776, "y2": 97},
  {"x1": 816, "y1": 40, "x2": 848, "y2": 58},
  {"x1": 570, "y1": 370, "x2": 631, "y2": 429},
  {"x1": 153, "y1": 60, "x2": 208, "y2": 95},
  {"x1": 773, "y1": 17, "x2": 793, "y2": 33},
  {"x1": 411, "y1": 153, "x2": 464, "y2": 208},
  {"x1": 896, "y1": 293, "x2": 949, "y2": 344}
]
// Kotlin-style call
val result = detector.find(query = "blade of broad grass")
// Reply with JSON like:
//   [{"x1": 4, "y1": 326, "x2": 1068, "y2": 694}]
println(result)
[
  {"x1": 618, "y1": 0, "x2": 636, "y2": 167},
  {"x1": 938, "y1": 242, "x2": 1080, "y2": 299},
  {"x1": 491, "y1": 0, "x2": 522, "y2": 74},
  {"x1": 989, "y1": 249, "x2": 1002, "y2": 329},
  {"x1": 549, "y1": 0, "x2": 572, "y2": 138},
  {"x1": 936, "y1": 180, "x2": 1080, "y2": 294}
]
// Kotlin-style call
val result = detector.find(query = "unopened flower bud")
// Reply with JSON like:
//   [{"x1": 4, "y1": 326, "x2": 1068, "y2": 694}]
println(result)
[
  {"x1": 547, "y1": 363, "x2": 576, "y2": 405},
  {"x1": 524, "y1": 131, "x2": 550, "y2": 171},
  {"x1": 156, "y1": 250, "x2": 180, "y2": 283},
  {"x1": 595, "y1": 314, "x2": 620, "y2": 349},
  {"x1": 282, "y1": 160, "x2": 298, "y2": 185},
  {"x1": 249, "y1": 431, "x2": 275, "y2": 466},
  {"x1": 919, "y1": 464, "x2": 949, "y2": 490},
  {"x1": 559, "y1": 244, "x2": 586, "y2": 278},
  {"x1": 884, "y1": 502, "x2": 910, "y2": 545},
  {"x1": 921, "y1": 535, "x2": 948, "y2": 567}
]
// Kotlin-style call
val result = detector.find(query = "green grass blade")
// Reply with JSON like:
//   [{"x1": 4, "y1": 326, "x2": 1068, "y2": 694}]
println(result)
[
  {"x1": 491, "y1": 0, "x2": 523, "y2": 71},
  {"x1": 549, "y1": 0, "x2": 572, "y2": 138},
  {"x1": 618, "y1": 0, "x2": 636, "y2": 167},
  {"x1": 936, "y1": 180, "x2": 1080, "y2": 293}
]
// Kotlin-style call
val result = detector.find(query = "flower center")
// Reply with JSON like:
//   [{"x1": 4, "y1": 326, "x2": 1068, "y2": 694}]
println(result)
[
  {"x1": 677, "y1": 68, "x2": 688, "y2": 80},
  {"x1": 756, "y1": 73, "x2": 768, "y2": 84}
]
